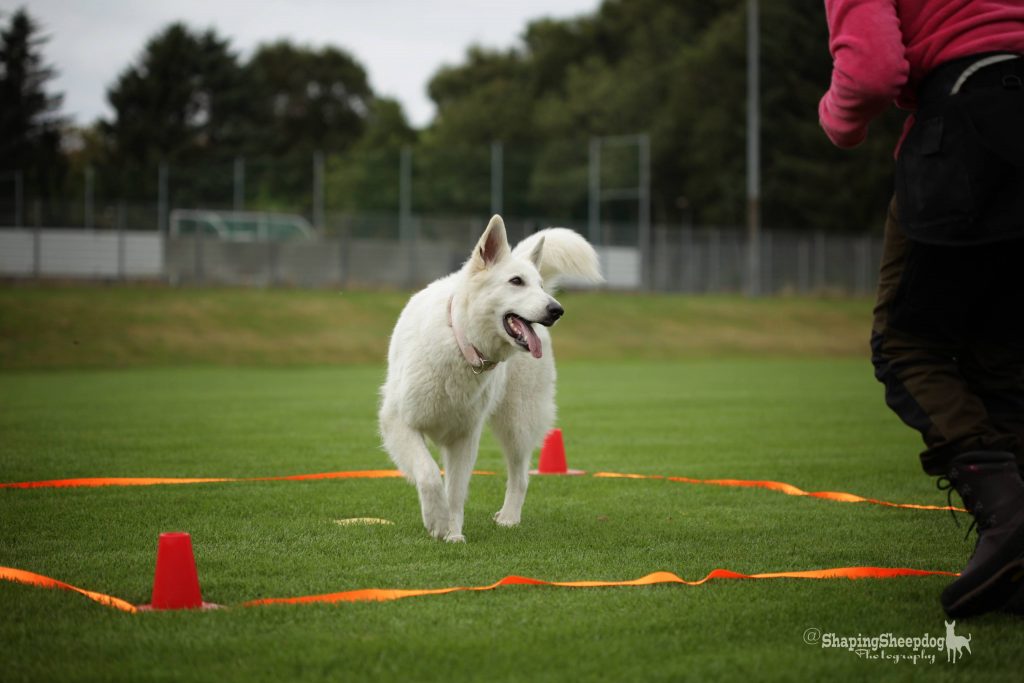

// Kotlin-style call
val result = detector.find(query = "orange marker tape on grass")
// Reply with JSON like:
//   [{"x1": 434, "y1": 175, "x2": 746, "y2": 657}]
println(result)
[
  {"x1": 0, "y1": 564, "x2": 956, "y2": 612},
  {"x1": 593, "y1": 472, "x2": 965, "y2": 512},
  {"x1": 0, "y1": 470, "x2": 407, "y2": 489},
  {"x1": 1, "y1": 469, "x2": 962, "y2": 512},
  {"x1": 0, "y1": 476, "x2": 234, "y2": 489},
  {"x1": 242, "y1": 566, "x2": 957, "y2": 607},
  {"x1": 0, "y1": 566, "x2": 137, "y2": 613}
]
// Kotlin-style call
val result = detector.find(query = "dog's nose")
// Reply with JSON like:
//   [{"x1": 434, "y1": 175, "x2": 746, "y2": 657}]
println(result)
[{"x1": 546, "y1": 301, "x2": 564, "y2": 323}]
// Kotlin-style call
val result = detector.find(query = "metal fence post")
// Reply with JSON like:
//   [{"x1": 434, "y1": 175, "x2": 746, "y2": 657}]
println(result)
[
  {"x1": 338, "y1": 220, "x2": 348, "y2": 287},
  {"x1": 269, "y1": 240, "x2": 279, "y2": 287},
  {"x1": 14, "y1": 170, "x2": 23, "y2": 227},
  {"x1": 815, "y1": 230, "x2": 826, "y2": 292},
  {"x1": 491, "y1": 141, "x2": 503, "y2": 217},
  {"x1": 638, "y1": 133, "x2": 651, "y2": 291},
  {"x1": 399, "y1": 146, "x2": 414, "y2": 287},
  {"x1": 233, "y1": 157, "x2": 245, "y2": 212},
  {"x1": 680, "y1": 227, "x2": 691, "y2": 292},
  {"x1": 588, "y1": 138, "x2": 600, "y2": 247},
  {"x1": 84, "y1": 165, "x2": 94, "y2": 229},
  {"x1": 746, "y1": 0, "x2": 761, "y2": 297},
  {"x1": 157, "y1": 162, "x2": 169, "y2": 282},
  {"x1": 32, "y1": 220, "x2": 40, "y2": 278},
  {"x1": 313, "y1": 151, "x2": 325, "y2": 235},
  {"x1": 710, "y1": 228, "x2": 720, "y2": 292},
  {"x1": 117, "y1": 201, "x2": 126, "y2": 280},
  {"x1": 798, "y1": 238, "x2": 810, "y2": 294},
  {"x1": 158, "y1": 162, "x2": 168, "y2": 236},
  {"x1": 194, "y1": 219, "x2": 203, "y2": 284},
  {"x1": 856, "y1": 234, "x2": 872, "y2": 295}
]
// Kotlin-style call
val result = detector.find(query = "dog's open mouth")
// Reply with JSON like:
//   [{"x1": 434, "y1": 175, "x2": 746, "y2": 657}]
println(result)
[{"x1": 504, "y1": 313, "x2": 543, "y2": 359}]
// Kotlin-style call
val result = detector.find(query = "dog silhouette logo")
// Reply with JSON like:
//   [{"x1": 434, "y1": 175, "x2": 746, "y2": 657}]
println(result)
[{"x1": 944, "y1": 620, "x2": 972, "y2": 663}]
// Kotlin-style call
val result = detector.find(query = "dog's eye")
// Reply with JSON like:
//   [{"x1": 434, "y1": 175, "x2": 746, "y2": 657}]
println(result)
[{"x1": 509, "y1": 276, "x2": 524, "y2": 286}]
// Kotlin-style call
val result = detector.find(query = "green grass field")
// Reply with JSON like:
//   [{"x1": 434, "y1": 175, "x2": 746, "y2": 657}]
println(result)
[{"x1": 1, "y1": 286, "x2": 1020, "y2": 681}]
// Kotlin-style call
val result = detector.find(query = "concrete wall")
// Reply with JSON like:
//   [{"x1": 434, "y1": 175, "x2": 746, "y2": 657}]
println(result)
[
  {"x1": 0, "y1": 226, "x2": 878, "y2": 294},
  {"x1": 0, "y1": 228, "x2": 163, "y2": 279}
]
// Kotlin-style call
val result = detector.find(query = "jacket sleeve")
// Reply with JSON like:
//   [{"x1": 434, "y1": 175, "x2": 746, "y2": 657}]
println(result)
[{"x1": 819, "y1": 0, "x2": 910, "y2": 148}]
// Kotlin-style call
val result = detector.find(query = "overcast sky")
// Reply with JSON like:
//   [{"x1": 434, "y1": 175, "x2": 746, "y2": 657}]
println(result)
[{"x1": 9, "y1": 0, "x2": 602, "y2": 128}]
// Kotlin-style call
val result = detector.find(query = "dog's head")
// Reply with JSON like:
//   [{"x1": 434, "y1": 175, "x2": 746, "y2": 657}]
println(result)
[{"x1": 465, "y1": 215, "x2": 563, "y2": 359}]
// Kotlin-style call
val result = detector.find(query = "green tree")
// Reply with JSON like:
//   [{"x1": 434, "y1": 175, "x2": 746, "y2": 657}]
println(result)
[
  {"x1": 240, "y1": 41, "x2": 374, "y2": 210},
  {"x1": 101, "y1": 23, "x2": 245, "y2": 203},
  {"x1": 528, "y1": 0, "x2": 696, "y2": 222},
  {"x1": 418, "y1": 0, "x2": 743, "y2": 223},
  {"x1": 418, "y1": 46, "x2": 534, "y2": 216},
  {"x1": 414, "y1": 0, "x2": 903, "y2": 232},
  {"x1": 0, "y1": 7, "x2": 66, "y2": 219},
  {"x1": 757, "y1": 2, "x2": 903, "y2": 233},
  {"x1": 244, "y1": 41, "x2": 371, "y2": 158},
  {"x1": 326, "y1": 96, "x2": 416, "y2": 216}
]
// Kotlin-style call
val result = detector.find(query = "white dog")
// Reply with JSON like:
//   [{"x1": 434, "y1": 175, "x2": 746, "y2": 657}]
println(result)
[{"x1": 378, "y1": 215, "x2": 602, "y2": 542}]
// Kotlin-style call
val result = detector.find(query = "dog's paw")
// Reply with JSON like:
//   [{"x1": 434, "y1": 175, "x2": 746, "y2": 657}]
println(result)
[
  {"x1": 493, "y1": 509, "x2": 521, "y2": 527},
  {"x1": 419, "y1": 486, "x2": 450, "y2": 539},
  {"x1": 424, "y1": 513, "x2": 449, "y2": 540},
  {"x1": 422, "y1": 506, "x2": 450, "y2": 539},
  {"x1": 443, "y1": 532, "x2": 466, "y2": 543}
]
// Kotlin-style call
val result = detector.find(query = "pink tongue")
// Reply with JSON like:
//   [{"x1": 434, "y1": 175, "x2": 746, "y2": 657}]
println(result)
[{"x1": 514, "y1": 317, "x2": 543, "y2": 359}]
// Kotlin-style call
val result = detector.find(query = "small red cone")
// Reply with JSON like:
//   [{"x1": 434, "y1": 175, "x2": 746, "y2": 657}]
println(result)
[
  {"x1": 140, "y1": 532, "x2": 219, "y2": 610},
  {"x1": 531, "y1": 428, "x2": 585, "y2": 475}
]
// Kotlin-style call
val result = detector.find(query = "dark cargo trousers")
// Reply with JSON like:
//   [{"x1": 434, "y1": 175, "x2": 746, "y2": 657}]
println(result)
[{"x1": 871, "y1": 198, "x2": 1024, "y2": 475}]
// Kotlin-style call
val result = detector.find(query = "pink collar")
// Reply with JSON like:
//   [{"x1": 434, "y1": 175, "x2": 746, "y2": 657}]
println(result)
[{"x1": 448, "y1": 295, "x2": 499, "y2": 374}]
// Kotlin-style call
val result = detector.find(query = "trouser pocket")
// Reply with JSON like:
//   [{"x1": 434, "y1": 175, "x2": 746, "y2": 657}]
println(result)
[{"x1": 896, "y1": 88, "x2": 1024, "y2": 245}]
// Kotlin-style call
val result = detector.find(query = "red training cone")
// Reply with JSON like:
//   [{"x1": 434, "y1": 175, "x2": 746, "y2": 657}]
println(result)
[
  {"x1": 140, "y1": 532, "x2": 219, "y2": 610},
  {"x1": 531, "y1": 428, "x2": 585, "y2": 475}
]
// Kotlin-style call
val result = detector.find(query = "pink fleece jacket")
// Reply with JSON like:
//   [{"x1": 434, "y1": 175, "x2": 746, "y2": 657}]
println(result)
[{"x1": 820, "y1": 0, "x2": 1024, "y2": 149}]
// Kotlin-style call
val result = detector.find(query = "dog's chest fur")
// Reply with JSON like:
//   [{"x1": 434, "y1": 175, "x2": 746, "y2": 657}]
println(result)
[{"x1": 403, "y1": 352, "x2": 509, "y2": 444}]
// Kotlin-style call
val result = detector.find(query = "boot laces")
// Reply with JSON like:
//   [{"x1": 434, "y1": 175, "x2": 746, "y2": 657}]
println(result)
[{"x1": 937, "y1": 476, "x2": 979, "y2": 541}]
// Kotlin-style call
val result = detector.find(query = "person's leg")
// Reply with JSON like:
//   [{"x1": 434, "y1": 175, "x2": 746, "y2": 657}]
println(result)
[
  {"x1": 960, "y1": 238, "x2": 1024, "y2": 472},
  {"x1": 959, "y1": 342, "x2": 1024, "y2": 468},
  {"x1": 871, "y1": 198, "x2": 1001, "y2": 474},
  {"x1": 871, "y1": 197, "x2": 1024, "y2": 617}
]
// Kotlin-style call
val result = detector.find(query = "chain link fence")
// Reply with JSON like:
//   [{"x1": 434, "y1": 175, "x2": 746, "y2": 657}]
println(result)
[{"x1": 0, "y1": 141, "x2": 883, "y2": 294}]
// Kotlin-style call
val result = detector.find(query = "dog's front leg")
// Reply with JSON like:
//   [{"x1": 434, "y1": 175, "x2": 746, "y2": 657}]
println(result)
[
  {"x1": 441, "y1": 430, "x2": 481, "y2": 543},
  {"x1": 380, "y1": 411, "x2": 449, "y2": 539},
  {"x1": 490, "y1": 419, "x2": 536, "y2": 527},
  {"x1": 493, "y1": 447, "x2": 530, "y2": 527}
]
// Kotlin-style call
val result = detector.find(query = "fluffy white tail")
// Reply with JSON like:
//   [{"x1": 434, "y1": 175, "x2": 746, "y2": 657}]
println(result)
[{"x1": 512, "y1": 228, "x2": 603, "y2": 290}]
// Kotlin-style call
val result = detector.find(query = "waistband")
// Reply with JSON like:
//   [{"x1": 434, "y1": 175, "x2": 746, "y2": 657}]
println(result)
[{"x1": 917, "y1": 52, "x2": 1023, "y2": 106}]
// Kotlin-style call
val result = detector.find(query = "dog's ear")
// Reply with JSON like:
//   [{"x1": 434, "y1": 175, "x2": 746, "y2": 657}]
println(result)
[
  {"x1": 527, "y1": 235, "x2": 545, "y2": 270},
  {"x1": 471, "y1": 215, "x2": 510, "y2": 270}
]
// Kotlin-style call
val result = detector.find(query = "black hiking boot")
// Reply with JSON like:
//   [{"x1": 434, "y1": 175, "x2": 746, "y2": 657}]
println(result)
[{"x1": 938, "y1": 451, "x2": 1024, "y2": 618}]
